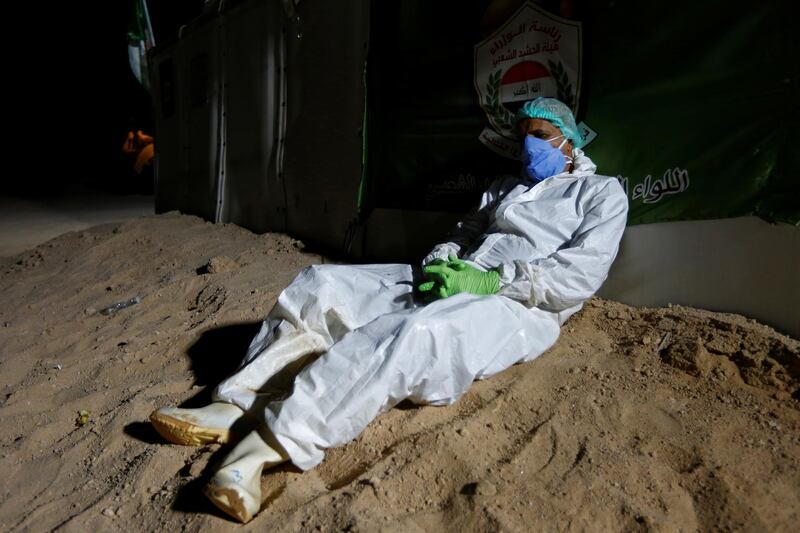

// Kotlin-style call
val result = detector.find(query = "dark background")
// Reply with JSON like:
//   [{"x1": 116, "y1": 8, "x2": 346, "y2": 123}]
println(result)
[{"x1": 5, "y1": 1, "x2": 203, "y2": 196}]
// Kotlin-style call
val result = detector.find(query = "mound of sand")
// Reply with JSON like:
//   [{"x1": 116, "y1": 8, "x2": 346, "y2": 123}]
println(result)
[{"x1": 0, "y1": 214, "x2": 797, "y2": 531}]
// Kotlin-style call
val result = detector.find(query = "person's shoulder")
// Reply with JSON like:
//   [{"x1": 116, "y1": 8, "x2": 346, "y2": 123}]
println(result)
[
  {"x1": 580, "y1": 172, "x2": 618, "y2": 184},
  {"x1": 580, "y1": 173, "x2": 626, "y2": 197}
]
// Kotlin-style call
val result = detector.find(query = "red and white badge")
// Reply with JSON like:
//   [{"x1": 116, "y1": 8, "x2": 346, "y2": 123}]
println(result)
[{"x1": 475, "y1": 2, "x2": 583, "y2": 159}]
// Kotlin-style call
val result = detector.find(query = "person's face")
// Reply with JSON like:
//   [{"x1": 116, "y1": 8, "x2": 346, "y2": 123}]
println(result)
[{"x1": 518, "y1": 118, "x2": 574, "y2": 163}]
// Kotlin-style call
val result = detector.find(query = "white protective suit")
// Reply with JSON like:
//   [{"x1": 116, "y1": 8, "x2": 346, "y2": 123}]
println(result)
[{"x1": 214, "y1": 149, "x2": 628, "y2": 470}]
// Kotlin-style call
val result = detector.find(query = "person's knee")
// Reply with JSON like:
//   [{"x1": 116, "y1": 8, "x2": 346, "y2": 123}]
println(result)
[
  {"x1": 295, "y1": 264, "x2": 335, "y2": 292},
  {"x1": 303, "y1": 264, "x2": 349, "y2": 284},
  {"x1": 401, "y1": 310, "x2": 443, "y2": 336},
  {"x1": 302, "y1": 264, "x2": 325, "y2": 279}
]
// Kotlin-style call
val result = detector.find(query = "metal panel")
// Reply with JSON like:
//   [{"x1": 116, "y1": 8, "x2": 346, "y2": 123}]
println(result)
[
  {"x1": 153, "y1": 0, "x2": 369, "y2": 244},
  {"x1": 219, "y1": 0, "x2": 287, "y2": 232},
  {"x1": 180, "y1": 15, "x2": 224, "y2": 221},
  {"x1": 151, "y1": 46, "x2": 185, "y2": 213},
  {"x1": 151, "y1": 12, "x2": 223, "y2": 221},
  {"x1": 281, "y1": 0, "x2": 370, "y2": 250}
]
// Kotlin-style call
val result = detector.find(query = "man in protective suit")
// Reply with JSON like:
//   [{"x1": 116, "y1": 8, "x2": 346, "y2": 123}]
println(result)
[{"x1": 150, "y1": 97, "x2": 629, "y2": 523}]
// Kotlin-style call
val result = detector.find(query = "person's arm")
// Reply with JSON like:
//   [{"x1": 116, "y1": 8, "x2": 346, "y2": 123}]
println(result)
[
  {"x1": 496, "y1": 179, "x2": 628, "y2": 311},
  {"x1": 422, "y1": 178, "x2": 509, "y2": 266}
]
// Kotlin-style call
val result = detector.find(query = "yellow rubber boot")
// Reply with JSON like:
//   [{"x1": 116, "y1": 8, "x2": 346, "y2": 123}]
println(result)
[
  {"x1": 204, "y1": 430, "x2": 287, "y2": 523},
  {"x1": 149, "y1": 402, "x2": 244, "y2": 446}
]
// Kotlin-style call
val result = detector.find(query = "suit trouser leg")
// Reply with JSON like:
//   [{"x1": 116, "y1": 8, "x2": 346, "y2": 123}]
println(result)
[
  {"x1": 263, "y1": 293, "x2": 561, "y2": 470},
  {"x1": 214, "y1": 264, "x2": 417, "y2": 410}
]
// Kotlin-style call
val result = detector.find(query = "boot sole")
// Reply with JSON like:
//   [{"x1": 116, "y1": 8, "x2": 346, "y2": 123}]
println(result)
[
  {"x1": 149, "y1": 412, "x2": 231, "y2": 446},
  {"x1": 204, "y1": 483, "x2": 255, "y2": 523}
]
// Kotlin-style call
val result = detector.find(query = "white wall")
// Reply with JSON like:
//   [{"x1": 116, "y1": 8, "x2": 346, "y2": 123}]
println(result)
[{"x1": 599, "y1": 217, "x2": 800, "y2": 338}]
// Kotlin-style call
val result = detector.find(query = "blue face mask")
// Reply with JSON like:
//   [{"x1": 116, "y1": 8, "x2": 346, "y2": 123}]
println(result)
[{"x1": 522, "y1": 135, "x2": 570, "y2": 183}]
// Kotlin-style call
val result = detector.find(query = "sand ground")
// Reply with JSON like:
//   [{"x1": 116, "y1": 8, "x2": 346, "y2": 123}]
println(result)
[{"x1": 0, "y1": 214, "x2": 797, "y2": 531}]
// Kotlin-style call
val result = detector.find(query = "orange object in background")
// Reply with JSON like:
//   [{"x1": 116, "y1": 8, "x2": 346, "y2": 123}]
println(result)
[
  {"x1": 122, "y1": 130, "x2": 154, "y2": 174},
  {"x1": 133, "y1": 144, "x2": 154, "y2": 174}
]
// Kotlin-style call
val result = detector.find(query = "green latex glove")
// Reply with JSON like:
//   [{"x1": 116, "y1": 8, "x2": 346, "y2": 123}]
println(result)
[
  {"x1": 418, "y1": 255, "x2": 500, "y2": 299},
  {"x1": 418, "y1": 258, "x2": 448, "y2": 298}
]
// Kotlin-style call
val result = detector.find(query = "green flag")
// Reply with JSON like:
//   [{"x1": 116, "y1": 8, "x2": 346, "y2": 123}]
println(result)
[{"x1": 127, "y1": 0, "x2": 155, "y2": 91}]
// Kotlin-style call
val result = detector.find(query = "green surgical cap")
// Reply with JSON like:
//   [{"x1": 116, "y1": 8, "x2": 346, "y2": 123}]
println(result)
[{"x1": 515, "y1": 97, "x2": 584, "y2": 148}]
